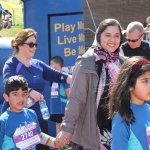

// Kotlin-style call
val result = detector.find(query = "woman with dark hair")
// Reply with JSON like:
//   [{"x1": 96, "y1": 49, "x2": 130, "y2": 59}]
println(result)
[
  {"x1": 56, "y1": 18, "x2": 126, "y2": 150},
  {"x1": 108, "y1": 56, "x2": 150, "y2": 149}
]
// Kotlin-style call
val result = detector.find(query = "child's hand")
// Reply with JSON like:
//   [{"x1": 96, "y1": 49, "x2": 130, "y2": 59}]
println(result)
[
  {"x1": 29, "y1": 89, "x2": 44, "y2": 102},
  {"x1": 40, "y1": 132, "x2": 59, "y2": 148},
  {"x1": 53, "y1": 138, "x2": 59, "y2": 148}
]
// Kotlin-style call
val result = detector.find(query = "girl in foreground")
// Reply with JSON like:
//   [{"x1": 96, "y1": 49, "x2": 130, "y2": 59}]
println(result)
[{"x1": 109, "y1": 56, "x2": 150, "y2": 150}]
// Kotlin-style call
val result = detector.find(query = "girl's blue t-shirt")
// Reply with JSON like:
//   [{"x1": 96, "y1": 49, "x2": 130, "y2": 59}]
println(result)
[{"x1": 112, "y1": 103, "x2": 150, "y2": 150}]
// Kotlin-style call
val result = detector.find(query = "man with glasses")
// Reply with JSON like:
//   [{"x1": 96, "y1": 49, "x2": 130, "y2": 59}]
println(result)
[{"x1": 120, "y1": 21, "x2": 150, "y2": 60}]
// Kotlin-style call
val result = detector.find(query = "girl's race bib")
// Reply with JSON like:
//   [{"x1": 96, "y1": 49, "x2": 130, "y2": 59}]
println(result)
[{"x1": 146, "y1": 126, "x2": 150, "y2": 150}]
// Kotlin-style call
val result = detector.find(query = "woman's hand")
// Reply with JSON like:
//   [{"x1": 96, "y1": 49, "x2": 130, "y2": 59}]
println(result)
[
  {"x1": 66, "y1": 75, "x2": 72, "y2": 84},
  {"x1": 30, "y1": 89, "x2": 44, "y2": 102},
  {"x1": 56, "y1": 131, "x2": 72, "y2": 148}
]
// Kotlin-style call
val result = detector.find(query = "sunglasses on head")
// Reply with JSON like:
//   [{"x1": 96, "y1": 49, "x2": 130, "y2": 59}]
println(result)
[
  {"x1": 24, "y1": 42, "x2": 38, "y2": 48},
  {"x1": 126, "y1": 34, "x2": 143, "y2": 43}
]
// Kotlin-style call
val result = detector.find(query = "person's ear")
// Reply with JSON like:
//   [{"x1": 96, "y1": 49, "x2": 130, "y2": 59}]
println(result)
[
  {"x1": 3, "y1": 93, "x2": 9, "y2": 102},
  {"x1": 18, "y1": 44, "x2": 23, "y2": 50},
  {"x1": 129, "y1": 86, "x2": 133, "y2": 91},
  {"x1": 57, "y1": 63, "x2": 62, "y2": 69},
  {"x1": 141, "y1": 34, "x2": 145, "y2": 40}
]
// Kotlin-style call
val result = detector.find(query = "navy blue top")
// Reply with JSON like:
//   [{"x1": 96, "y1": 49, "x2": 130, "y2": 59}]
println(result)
[
  {"x1": 2, "y1": 57, "x2": 68, "y2": 121},
  {"x1": 121, "y1": 41, "x2": 150, "y2": 60}
]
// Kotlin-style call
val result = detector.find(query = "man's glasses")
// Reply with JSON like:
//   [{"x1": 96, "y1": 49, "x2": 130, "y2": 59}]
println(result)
[
  {"x1": 24, "y1": 42, "x2": 38, "y2": 48},
  {"x1": 126, "y1": 34, "x2": 143, "y2": 43}
]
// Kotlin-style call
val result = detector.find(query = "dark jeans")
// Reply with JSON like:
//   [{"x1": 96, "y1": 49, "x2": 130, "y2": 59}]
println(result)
[{"x1": 70, "y1": 142, "x2": 83, "y2": 150}]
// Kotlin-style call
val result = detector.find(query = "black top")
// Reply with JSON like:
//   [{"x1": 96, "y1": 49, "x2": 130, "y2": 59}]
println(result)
[
  {"x1": 96, "y1": 55, "x2": 127, "y2": 150},
  {"x1": 121, "y1": 41, "x2": 150, "y2": 60}
]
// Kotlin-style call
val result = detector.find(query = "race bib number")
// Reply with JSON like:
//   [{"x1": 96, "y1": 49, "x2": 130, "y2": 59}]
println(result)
[
  {"x1": 13, "y1": 122, "x2": 41, "y2": 150},
  {"x1": 51, "y1": 82, "x2": 59, "y2": 96},
  {"x1": 146, "y1": 126, "x2": 150, "y2": 150}
]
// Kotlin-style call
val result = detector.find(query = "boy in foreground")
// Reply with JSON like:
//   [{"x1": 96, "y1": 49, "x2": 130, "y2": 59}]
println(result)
[{"x1": 0, "y1": 75, "x2": 57, "y2": 150}]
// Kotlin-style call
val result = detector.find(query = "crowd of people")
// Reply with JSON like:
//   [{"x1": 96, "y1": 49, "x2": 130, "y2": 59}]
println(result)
[
  {"x1": 0, "y1": 9, "x2": 12, "y2": 29},
  {"x1": 0, "y1": 3, "x2": 12, "y2": 37},
  {"x1": 0, "y1": 15, "x2": 150, "y2": 150},
  {"x1": 0, "y1": 4, "x2": 12, "y2": 37}
]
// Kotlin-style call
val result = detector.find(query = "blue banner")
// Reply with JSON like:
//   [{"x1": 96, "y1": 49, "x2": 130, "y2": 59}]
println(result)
[{"x1": 50, "y1": 13, "x2": 85, "y2": 70}]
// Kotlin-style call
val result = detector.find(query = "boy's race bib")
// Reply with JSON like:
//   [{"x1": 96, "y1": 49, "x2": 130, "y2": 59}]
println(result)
[
  {"x1": 13, "y1": 122, "x2": 41, "y2": 150},
  {"x1": 51, "y1": 82, "x2": 59, "y2": 96}
]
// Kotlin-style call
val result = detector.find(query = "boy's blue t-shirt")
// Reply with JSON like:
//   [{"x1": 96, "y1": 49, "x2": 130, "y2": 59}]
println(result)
[
  {"x1": 0, "y1": 108, "x2": 41, "y2": 150},
  {"x1": 2, "y1": 57, "x2": 68, "y2": 120},
  {"x1": 50, "y1": 82, "x2": 70, "y2": 114},
  {"x1": 112, "y1": 103, "x2": 150, "y2": 150}
]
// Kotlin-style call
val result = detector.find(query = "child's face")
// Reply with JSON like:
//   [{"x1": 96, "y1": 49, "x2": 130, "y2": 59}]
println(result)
[
  {"x1": 3, "y1": 88, "x2": 28, "y2": 112},
  {"x1": 130, "y1": 71, "x2": 150, "y2": 105},
  {"x1": 50, "y1": 60, "x2": 58, "y2": 70}
]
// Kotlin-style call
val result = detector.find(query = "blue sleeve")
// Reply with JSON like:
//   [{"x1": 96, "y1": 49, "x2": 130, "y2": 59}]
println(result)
[
  {"x1": 3, "y1": 59, "x2": 16, "y2": 83},
  {"x1": 64, "y1": 83, "x2": 70, "y2": 89},
  {"x1": 112, "y1": 114, "x2": 130, "y2": 150},
  {"x1": 39, "y1": 60, "x2": 69, "y2": 83},
  {"x1": 0, "y1": 117, "x2": 5, "y2": 148},
  {"x1": 2, "y1": 59, "x2": 16, "y2": 113}
]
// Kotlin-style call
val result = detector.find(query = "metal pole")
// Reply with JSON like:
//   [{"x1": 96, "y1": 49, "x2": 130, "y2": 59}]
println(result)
[
  {"x1": 86, "y1": 0, "x2": 97, "y2": 30},
  {"x1": 13, "y1": 9, "x2": 15, "y2": 25}
]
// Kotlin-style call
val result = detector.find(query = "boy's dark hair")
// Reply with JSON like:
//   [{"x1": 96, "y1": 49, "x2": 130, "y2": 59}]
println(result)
[
  {"x1": 4, "y1": 75, "x2": 28, "y2": 95},
  {"x1": 51, "y1": 56, "x2": 64, "y2": 68},
  {"x1": 108, "y1": 56, "x2": 150, "y2": 124}
]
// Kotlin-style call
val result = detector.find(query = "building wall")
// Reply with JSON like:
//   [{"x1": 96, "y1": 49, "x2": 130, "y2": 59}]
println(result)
[{"x1": 84, "y1": 0, "x2": 150, "y2": 46}]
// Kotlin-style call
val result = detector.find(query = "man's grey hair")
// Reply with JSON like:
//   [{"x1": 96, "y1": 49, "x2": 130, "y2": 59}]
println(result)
[{"x1": 126, "y1": 21, "x2": 144, "y2": 34}]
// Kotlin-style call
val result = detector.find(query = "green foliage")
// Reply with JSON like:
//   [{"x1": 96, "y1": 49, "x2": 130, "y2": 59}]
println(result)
[
  {"x1": 0, "y1": 25, "x2": 2, "y2": 31},
  {"x1": 0, "y1": 0, "x2": 23, "y2": 37},
  {"x1": 1, "y1": 0, "x2": 23, "y2": 25},
  {"x1": 0, "y1": 24, "x2": 23, "y2": 37}
]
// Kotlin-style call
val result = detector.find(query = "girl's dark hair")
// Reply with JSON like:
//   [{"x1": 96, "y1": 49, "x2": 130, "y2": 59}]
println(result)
[
  {"x1": 97, "y1": 18, "x2": 123, "y2": 47},
  {"x1": 108, "y1": 56, "x2": 150, "y2": 124},
  {"x1": 4, "y1": 75, "x2": 28, "y2": 95}
]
